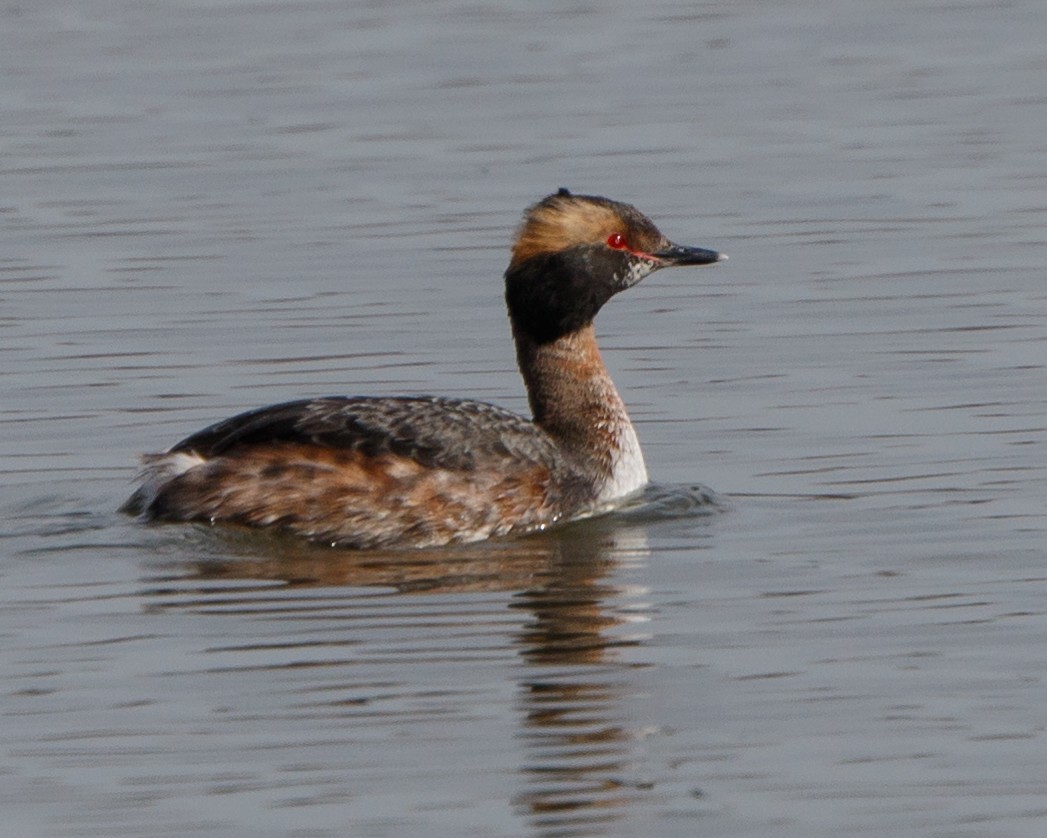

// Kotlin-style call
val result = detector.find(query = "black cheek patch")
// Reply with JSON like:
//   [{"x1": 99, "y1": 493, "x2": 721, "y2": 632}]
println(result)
[{"x1": 504, "y1": 248, "x2": 620, "y2": 344}]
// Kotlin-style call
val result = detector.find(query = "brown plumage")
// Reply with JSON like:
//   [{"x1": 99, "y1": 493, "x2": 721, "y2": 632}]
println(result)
[
  {"x1": 147, "y1": 443, "x2": 564, "y2": 549},
  {"x1": 123, "y1": 190, "x2": 724, "y2": 548}
]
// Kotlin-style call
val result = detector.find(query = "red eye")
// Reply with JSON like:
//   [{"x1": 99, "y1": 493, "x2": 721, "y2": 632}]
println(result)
[{"x1": 607, "y1": 232, "x2": 627, "y2": 250}]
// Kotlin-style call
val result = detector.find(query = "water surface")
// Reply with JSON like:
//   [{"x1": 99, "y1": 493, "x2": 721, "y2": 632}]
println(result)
[{"x1": 3, "y1": 1, "x2": 1046, "y2": 836}]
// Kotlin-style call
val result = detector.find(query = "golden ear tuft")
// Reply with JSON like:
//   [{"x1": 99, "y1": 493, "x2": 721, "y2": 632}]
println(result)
[{"x1": 509, "y1": 194, "x2": 625, "y2": 268}]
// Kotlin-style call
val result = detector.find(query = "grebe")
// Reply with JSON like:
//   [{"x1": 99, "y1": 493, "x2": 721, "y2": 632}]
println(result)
[{"x1": 123, "y1": 189, "x2": 725, "y2": 548}]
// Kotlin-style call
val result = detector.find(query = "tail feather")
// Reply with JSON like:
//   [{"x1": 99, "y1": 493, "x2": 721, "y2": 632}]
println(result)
[{"x1": 120, "y1": 451, "x2": 207, "y2": 516}]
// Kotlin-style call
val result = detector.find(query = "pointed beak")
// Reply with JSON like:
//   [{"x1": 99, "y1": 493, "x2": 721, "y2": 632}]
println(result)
[{"x1": 651, "y1": 242, "x2": 726, "y2": 266}]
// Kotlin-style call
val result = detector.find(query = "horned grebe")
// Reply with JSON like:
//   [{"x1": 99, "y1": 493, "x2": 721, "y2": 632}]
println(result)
[{"x1": 123, "y1": 190, "x2": 725, "y2": 548}]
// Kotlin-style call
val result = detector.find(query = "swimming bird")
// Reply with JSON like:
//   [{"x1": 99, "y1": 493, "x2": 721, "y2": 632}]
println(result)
[{"x1": 122, "y1": 189, "x2": 725, "y2": 547}]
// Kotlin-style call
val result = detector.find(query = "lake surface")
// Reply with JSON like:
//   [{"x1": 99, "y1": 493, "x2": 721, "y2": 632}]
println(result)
[{"x1": 3, "y1": 1, "x2": 1046, "y2": 836}]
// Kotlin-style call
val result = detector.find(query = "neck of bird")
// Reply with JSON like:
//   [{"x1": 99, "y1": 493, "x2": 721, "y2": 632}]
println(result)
[{"x1": 512, "y1": 322, "x2": 648, "y2": 500}]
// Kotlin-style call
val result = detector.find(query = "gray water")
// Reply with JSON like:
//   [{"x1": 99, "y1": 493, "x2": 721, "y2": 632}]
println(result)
[{"x1": 3, "y1": 1, "x2": 1047, "y2": 836}]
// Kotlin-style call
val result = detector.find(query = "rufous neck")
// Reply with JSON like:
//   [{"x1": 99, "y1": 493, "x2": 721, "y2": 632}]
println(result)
[{"x1": 513, "y1": 323, "x2": 646, "y2": 493}]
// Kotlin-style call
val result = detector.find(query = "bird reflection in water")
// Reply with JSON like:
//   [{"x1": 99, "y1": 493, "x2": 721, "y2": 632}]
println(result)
[
  {"x1": 509, "y1": 523, "x2": 652, "y2": 837},
  {"x1": 161, "y1": 503, "x2": 710, "y2": 837}
]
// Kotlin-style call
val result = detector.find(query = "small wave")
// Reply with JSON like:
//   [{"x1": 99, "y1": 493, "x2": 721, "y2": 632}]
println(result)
[{"x1": 607, "y1": 482, "x2": 725, "y2": 521}]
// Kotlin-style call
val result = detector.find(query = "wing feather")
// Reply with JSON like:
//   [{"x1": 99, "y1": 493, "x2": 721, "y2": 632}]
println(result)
[{"x1": 167, "y1": 396, "x2": 562, "y2": 473}]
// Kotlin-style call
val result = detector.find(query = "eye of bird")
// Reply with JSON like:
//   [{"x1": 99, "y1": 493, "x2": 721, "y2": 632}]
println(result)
[{"x1": 606, "y1": 232, "x2": 628, "y2": 250}]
